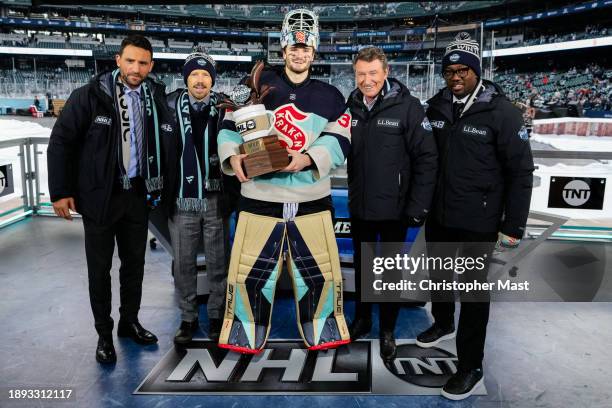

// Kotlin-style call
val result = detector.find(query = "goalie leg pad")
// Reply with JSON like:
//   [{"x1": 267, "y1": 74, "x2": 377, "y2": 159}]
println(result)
[
  {"x1": 286, "y1": 211, "x2": 350, "y2": 350},
  {"x1": 219, "y1": 212, "x2": 285, "y2": 354}
]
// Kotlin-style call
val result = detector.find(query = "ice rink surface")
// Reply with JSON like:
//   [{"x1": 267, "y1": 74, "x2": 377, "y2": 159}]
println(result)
[{"x1": 1, "y1": 116, "x2": 612, "y2": 407}]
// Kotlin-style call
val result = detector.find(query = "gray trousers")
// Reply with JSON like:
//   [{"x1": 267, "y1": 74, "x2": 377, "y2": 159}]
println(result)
[{"x1": 168, "y1": 194, "x2": 228, "y2": 322}]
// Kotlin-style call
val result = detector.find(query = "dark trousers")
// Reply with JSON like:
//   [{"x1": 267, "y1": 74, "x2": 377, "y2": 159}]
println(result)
[
  {"x1": 82, "y1": 182, "x2": 148, "y2": 338},
  {"x1": 351, "y1": 218, "x2": 408, "y2": 333},
  {"x1": 425, "y1": 218, "x2": 497, "y2": 371}
]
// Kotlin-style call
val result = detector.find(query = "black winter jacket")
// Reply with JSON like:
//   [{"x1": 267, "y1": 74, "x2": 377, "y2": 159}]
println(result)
[
  {"x1": 426, "y1": 79, "x2": 535, "y2": 238},
  {"x1": 347, "y1": 78, "x2": 438, "y2": 221},
  {"x1": 47, "y1": 71, "x2": 171, "y2": 224}
]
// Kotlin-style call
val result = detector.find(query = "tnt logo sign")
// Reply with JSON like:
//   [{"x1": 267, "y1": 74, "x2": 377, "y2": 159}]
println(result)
[
  {"x1": 563, "y1": 179, "x2": 591, "y2": 206},
  {"x1": 371, "y1": 340, "x2": 485, "y2": 396},
  {"x1": 385, "y1": 344, "x2": 457, "y2": 388},
  {"x1": 0, "y1": 164, "x2": 14, "y2": 197},
  {"x1": 548, "y1": 177, "x2": 605, "y2": 210}
]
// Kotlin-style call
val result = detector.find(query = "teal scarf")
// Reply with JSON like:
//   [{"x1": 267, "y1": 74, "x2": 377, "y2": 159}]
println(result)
[{"x1": 176, "y1": 90, "x2": 222, "y2": 212}]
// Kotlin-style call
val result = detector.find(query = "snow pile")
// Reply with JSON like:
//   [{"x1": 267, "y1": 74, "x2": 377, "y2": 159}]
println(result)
[
  {"x1": 0, "y1": 119, "x2": 51, "y2": 141},
  {"x1": 531, "y1": 134, "x2": 612, "y2": 152}
]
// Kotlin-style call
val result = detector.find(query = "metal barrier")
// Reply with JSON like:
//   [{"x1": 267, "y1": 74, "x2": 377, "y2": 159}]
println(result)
[
  {"x1": 0, "y1": 135, "x2": 611, "y2": 241},
  {"x1": 0, "y1": 136, "x2": 53, "y2": 228}
]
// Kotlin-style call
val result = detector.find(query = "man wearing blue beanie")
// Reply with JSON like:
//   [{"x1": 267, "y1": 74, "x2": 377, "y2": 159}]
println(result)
[
  {"x1": 182, "y1": 49, "x2": 217, "y2": 86},
  {"x1": 441, "y1": 32, "x2": 482, "y2": 79},
  {"x1": 162, "y1": 47, "x2": 229, "y2": 345}
]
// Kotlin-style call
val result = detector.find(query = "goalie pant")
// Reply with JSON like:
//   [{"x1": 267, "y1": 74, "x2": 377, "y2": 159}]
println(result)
[{"x1": 218, "y1": 208, "x2": 350, "y2": 353}]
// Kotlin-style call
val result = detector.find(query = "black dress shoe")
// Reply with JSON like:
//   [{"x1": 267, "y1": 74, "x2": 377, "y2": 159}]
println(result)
[
  {"x1": 174, "y1": 320, "x2": 199, "y2": 345},
  {"x1": 208, "y1": 318, "x2": 222, "y2": 343},
  {"x1": 415, "y1": 323, "x2": 456, "y2": 348},
  {"x1": 441, "y1": 368, "x2": 484, "y2": 400},
  {"x1": 379, "y1": 331, "x2": 396, "y2": 361},
  {"x1": 349, "y1": 318, "x2": 372, "y2": 340},
  {"x1": 117, "y1": 321, "x2": 158, "y2": 345},
  {"x1": 96, "y1": 337, "x2": 116, "y2": 364}
]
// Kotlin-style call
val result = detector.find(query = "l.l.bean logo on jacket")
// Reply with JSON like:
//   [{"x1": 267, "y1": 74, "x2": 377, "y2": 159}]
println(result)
[
  {"x1": 376, "y1": 118, "x2": 400, "y2": 128},
  {"x1": 462, "y1": 124, "x2": 489, "y2": 137}
]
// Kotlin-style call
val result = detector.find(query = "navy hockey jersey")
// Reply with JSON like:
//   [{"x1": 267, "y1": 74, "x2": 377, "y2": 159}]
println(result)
[{"x1": 218, "y1": 67, "x2": 351, "y2": 203}]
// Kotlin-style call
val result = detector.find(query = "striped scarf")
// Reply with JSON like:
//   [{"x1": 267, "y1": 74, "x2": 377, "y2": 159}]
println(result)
[
  {"x1": 175, "y1": 90, "x2": 222, "y2": 212},
  {"x1": 112, "y1": 69, "x2": 162, "y2": 192}
]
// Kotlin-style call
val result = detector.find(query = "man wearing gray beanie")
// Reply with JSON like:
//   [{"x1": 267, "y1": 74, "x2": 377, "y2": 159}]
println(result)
[{"x1": 417, "y1": 32, "x2": 535, "y2": 400}]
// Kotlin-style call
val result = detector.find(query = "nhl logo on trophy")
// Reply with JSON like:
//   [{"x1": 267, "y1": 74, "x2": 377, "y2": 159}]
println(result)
[{"x1": 218, "y1": 61, "x2": 289, "y2": 178}]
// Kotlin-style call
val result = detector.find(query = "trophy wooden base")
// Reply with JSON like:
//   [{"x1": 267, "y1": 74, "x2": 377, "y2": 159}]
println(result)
[{"x1": 239, "y1": 135, "x2": 290, "y2": 178}]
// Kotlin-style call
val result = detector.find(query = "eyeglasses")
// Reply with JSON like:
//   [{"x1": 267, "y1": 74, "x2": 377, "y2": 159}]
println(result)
[{"x1": 443, "y1": 67, "x2": 470, "y2": 80}]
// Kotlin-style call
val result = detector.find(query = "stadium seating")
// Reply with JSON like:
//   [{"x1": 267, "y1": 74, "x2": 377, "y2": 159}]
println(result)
[
  {"x1": 1, "y1": 2, "x2": 502, "y2": 22},
  {"x1": 0, "y1": 3, "x2": 609, "y2": 113},
  {"x1": 491, "y1": 27, "x2": 611, "y2": 50},
  {"x1": 495, "y1": 65, "x2": 612, "y2": 110}
]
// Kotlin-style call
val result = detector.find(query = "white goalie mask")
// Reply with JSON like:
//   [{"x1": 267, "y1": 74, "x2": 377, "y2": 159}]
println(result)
[{"x1": 280, "y1": 8, "x2": 320, "y2": 50}]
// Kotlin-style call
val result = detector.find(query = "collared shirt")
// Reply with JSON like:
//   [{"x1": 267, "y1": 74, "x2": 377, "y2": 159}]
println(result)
[
  {"x1": 453, "y1": 94, "x2": 469, "y2": 104},
  {"x1": 452, "y1": 82, "x2": 485, "y2": 119},
  {"x1": 124, "y1": 84, "x2": 143, "y2": 178},
  {"x1": 188, "y1": 92, "x2": 213, "y2": 162},
  {"x1": 189, "y1": 93, "x2": 211, "y2": 111},
  {"x1": 363, "y1": 95, "x2": 379, "y2": 111}
]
